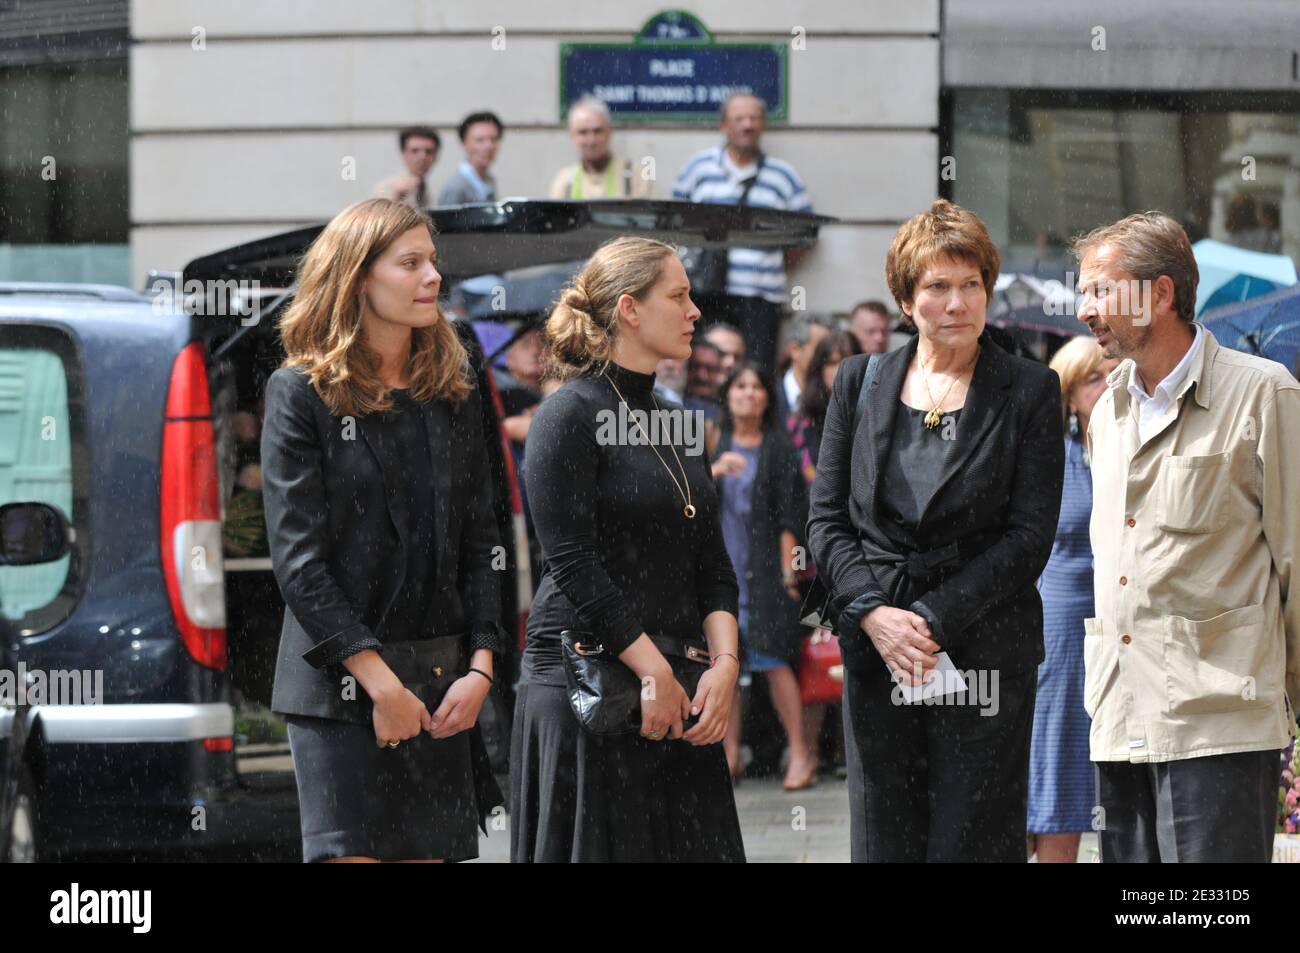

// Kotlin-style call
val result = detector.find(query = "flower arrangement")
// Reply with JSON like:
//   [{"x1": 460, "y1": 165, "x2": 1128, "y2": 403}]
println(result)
[{"x1": 1278, "y1": 730, "x2": 1300, "y2": 834}]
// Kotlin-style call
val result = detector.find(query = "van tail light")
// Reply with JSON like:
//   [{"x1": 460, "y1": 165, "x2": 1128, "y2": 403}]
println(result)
[{"x1": 160, "y1": 342, "x2": 227, "y2": 670}]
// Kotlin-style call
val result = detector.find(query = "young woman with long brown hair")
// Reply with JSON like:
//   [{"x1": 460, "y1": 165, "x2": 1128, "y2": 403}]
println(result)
[{"x1": 261, "y1": 198, "x2": 506, "y2": 863}]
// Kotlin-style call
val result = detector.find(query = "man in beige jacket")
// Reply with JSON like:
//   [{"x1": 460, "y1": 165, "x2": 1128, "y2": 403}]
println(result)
[{"x1": 1075, "y1": 211, "x2": 1298, "y2": 862}]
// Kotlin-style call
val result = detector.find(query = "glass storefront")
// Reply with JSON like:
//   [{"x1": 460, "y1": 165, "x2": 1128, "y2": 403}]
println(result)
[
  {"x1": 0, "y1": 18, "x2": 129, "y2": 285},
  {"x1": 948, "y1": 89, "x2": 1300, "y2": 283}
]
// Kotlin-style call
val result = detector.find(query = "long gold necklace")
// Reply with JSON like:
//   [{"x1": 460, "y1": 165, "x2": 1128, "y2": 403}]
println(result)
[
  {"x1": 920, "y1": 345, "x2": 980, "y2": 430},
  {"x1": 603, "y1": 371, "x2": 696, "y2": 519}
]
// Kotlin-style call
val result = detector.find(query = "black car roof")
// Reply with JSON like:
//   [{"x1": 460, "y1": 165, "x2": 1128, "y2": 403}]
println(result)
[{"x1": 183, "y1": 199, "x2": 835, "y2": 286}]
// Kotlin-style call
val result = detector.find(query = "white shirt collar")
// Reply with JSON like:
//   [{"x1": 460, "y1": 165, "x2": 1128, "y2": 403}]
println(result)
[
  {"x1": 1126, "y1": 323, "x2": 1203, "y2": 407},
  {"x1": 783, "y1": 367, "x2": 800, "y2": 409},
  {"x1": 1124, "y1": 324, "x2": 1204, "y2": 446},
  {"x1": 719, "y1": 145, "x2": 758, "y2": 179}
]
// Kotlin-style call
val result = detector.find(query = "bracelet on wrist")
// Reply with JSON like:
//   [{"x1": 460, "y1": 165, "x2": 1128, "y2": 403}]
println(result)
[
  {"x1": 710, "y1": 652, "x2": 739, "y2": 669},
  {"x1": 468, "y1": 666, "x2": 493, "y2": 685}
]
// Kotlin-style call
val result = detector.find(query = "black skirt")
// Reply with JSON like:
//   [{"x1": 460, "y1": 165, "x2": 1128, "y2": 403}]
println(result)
[
  {"x1": 286, "y1": 714, "x2": 492, "y2": 863},
  {"x1": 509, "y1": 680, "x2": 746, "y2": 862}
]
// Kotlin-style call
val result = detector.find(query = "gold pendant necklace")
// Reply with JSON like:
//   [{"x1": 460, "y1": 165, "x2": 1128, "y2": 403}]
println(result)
[
  {"x1": 603, "y1": 372, "x2": 696, "y2": 519},
  {"x1": 920, "y1": 345, "x2": 979, "y2": 430}
]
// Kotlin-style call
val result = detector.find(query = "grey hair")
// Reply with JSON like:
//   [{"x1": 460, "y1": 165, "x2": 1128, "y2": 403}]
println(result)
[
  {"x1": 704, "y1": 321, "x2": 742, "y2": 339},
  {"x1": 788, "y1": 313, "x2": 838, "y2": 345},
  {"x1": 1070, "y1": 211, "x2": 1200, "y2": 324},
  {"x1": 568, "y1": 95, "x2": 612, "y2": 127},
  {"x1": 719, "y1": 90, "x2": 766, "y2": 122}
]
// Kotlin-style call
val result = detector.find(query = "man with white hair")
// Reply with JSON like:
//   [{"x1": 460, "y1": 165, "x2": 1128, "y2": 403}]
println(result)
[{"x1": 549, "y1": 96, "x2": 652, "y2": 200}]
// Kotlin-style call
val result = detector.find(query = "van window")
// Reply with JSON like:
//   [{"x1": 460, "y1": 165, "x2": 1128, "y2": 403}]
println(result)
[{"x1": 0, "y1": 326, "x2": 86, "y2": 635}]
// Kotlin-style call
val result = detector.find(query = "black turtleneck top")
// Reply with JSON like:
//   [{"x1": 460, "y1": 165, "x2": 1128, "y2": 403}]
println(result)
[{"x1": 520, "y1": 362, "x2": 739, "y2": 686}]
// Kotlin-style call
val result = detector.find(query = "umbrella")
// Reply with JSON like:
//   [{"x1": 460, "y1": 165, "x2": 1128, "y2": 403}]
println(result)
[
  {"x1": 469, "y1": 321, "x2": 516, "y2": 369},
  {"x1": 987, "y1": 305, "x2": 1088, "y2": 338},
  {"x1": 988, "y1": 274, "x2": 1088, "y2": 337},
  {"x1": 461, "y1": 263, "x2": 582, "y2": 366},
  {"x1": 1202, "y1": 284, "x2": 1300, "y2": 375},
  {"x1": 461, "y1": 262, "x2": 582, "y2": 322},
  {"x1": 1192, "y1": 239, "x2": 1297, "y2": 317}
]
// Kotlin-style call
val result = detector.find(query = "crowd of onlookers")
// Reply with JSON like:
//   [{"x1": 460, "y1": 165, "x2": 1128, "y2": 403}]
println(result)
[{"x1": 371, "y1": 92, "x2": 873, "y2": 372}]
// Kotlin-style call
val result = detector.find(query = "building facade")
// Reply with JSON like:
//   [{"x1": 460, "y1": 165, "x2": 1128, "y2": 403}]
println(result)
[{"x1": 3, "y1": 0, "x2": 1298, "y2": 315}]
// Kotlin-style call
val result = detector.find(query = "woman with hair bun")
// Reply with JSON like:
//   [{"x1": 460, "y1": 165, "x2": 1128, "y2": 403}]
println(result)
[{"x1": 510, "y1": 236, "x2": 746, "y2": 862}]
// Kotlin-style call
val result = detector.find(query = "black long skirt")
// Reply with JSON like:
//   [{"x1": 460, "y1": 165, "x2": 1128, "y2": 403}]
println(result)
[
  {"x1": 509, "y1": 680, "x2": 746, "y2": 862},
  {"x1": 286, "y1": 714, "x2": 489, "y2": 863}
]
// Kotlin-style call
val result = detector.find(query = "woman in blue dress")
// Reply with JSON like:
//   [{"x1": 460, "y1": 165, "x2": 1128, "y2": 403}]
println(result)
[
  {"x1": 710, "y1": 362, "x2": 811, "y2": 790},
  {"x1": 1028, "y1": 336, "x2": 1118, "y2": 862}
]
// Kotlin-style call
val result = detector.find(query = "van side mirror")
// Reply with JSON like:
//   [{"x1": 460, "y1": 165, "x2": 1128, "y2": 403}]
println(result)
[{"x1": 0, "y1": 502, "x2": 72, "y2": 566}]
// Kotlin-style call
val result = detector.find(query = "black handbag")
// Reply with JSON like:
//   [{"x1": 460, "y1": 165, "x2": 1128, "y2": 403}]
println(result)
[
  {"x1": 380, "y1": 636, "x2": 466, "y2": 713},
  {"x1": 681, "y1": 152, "x2": 766, "y2": 297},
  {"x1": 379, "y1": 635, "x2": 505, "y2": 830},
  {"x1": 560, "y1": 630, "x2": 713, "y2": 735}
]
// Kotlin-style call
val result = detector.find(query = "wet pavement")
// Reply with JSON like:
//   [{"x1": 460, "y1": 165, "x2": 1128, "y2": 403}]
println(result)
[
  {"x1": 472, "y1": 774, "x2": 1101, "y2": 862},
  {"x1": 472, "y1": 775, "x2": 854, "y2": 862}
]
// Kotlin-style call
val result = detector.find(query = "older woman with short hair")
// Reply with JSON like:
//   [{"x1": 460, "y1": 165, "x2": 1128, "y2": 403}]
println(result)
[{"x1": 807, "y1": 199, "x2": 1065, "y2": 862}]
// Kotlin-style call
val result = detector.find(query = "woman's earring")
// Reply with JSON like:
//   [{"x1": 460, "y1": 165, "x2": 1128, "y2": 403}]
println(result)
[{"x1": 1068, "y1": 412, "x2": 1080, "y2": 437}]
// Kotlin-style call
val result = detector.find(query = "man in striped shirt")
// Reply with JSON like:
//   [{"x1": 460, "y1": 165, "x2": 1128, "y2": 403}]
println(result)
[{"x1": 673, "y1": 92, "x2": 815, "y2": 371}]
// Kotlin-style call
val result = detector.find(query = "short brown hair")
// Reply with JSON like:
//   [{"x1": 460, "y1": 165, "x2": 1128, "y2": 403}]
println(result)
[
  {"x1": 399, "y1": 126, "x2": 440, "y2": 151},
  {"x1": 885, "y1": 200, "x2": 1000, "y2": 326},
  {"x1": 850, "y1": 299, "x2": 890, "y2": 319},
  {"x1": 1070, "y1": 212, "x2": 1199, "y2": 324}
]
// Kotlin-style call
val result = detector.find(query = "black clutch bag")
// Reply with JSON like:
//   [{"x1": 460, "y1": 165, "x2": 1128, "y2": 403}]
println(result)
[
  {"x1": 560, "y1": 630, "x2": 713, "y2": 735},
  {"x1": 381, "y1": 636, "x2": 466, "y2": 713}
]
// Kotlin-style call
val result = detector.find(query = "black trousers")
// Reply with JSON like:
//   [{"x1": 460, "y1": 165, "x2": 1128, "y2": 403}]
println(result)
[
  {"x1": 1096, "y1": 749, "x2": 1280, "y2": 862},
  {"x1": 842, "y1": 657, "x2": 1037, "y2": 862},
  {"x1": 696, "y1": 293, "x2": 783, "y2": 375}
]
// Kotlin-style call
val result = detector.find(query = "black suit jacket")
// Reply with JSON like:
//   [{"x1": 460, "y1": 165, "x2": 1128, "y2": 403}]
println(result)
[
  {"x1": 806, "y1": 331, "x2": 1063, "y2": 676},
  {"x1": 260, "y1": 367, "x2": 503, "y2": 724}
]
